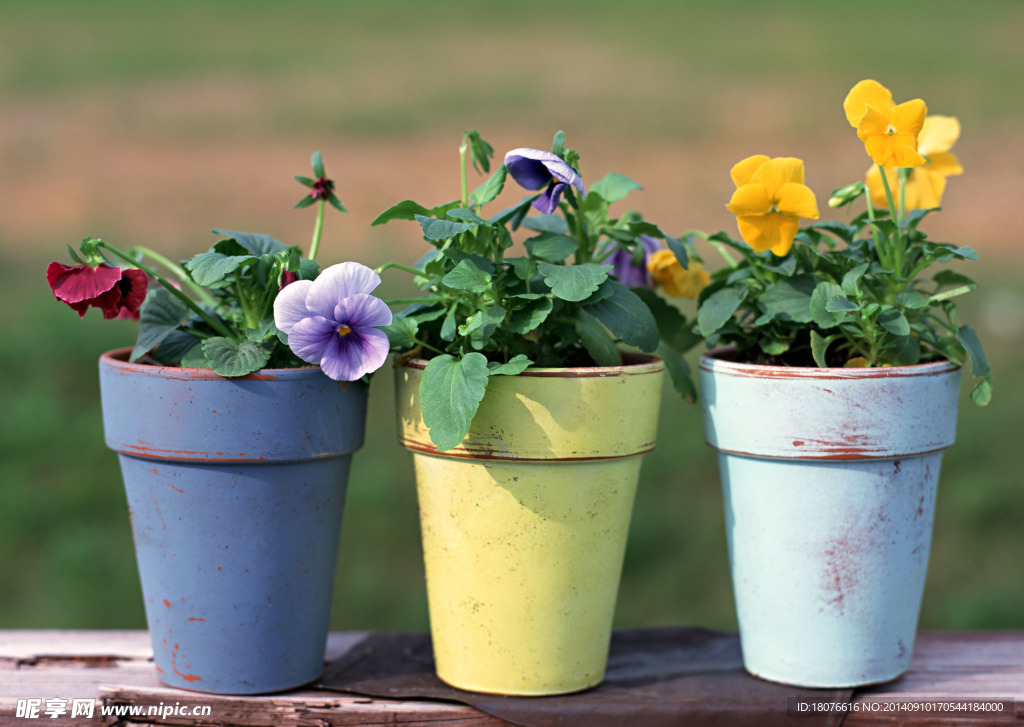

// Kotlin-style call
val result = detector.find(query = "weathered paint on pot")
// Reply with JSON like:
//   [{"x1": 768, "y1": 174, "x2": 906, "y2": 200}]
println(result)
[
  {"x1": 700, "y1": 350, "x2": 961, "y2": 688},
  {"x1": 99, "y1": 349, "x2": 367, "y2": 694},
  {"x1": 396, "y1": 356, "x2": 664, "y2": 696}
]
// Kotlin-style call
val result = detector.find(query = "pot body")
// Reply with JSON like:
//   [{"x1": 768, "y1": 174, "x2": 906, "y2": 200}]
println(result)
[
  {"x1": 99, "y1": 349, "x2": 367, "y2": 694},
  {"x1": 700, "y1": 351, "x2": 961, "y2": 688},
  {"x1": 396, "y1": 356, "x2": 664, "y2": 695}
]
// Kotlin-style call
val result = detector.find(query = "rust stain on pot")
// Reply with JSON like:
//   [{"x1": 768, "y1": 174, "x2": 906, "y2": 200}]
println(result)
[
  {"x1": 120, "y1": 442, "x2": 267, "y2": 462},
  {"x1": 162, "y1": 599, "x2": 172, "y2": 607},
  {"x1": 185, "y1": 617, "x2": 206, "y2": 622}
]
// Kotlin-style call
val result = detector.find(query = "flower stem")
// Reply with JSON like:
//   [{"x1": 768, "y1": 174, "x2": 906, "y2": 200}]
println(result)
[
  {"x1": 132, "y1": 246, "x2": 216, "y2": 305},
  {"x1": 879, "y1": 169, "x2": 906, "y2": 278},
  {"x1": 308, "y1": 199, "x2": 326, "y2": 261},
  {"x1": 385, "y1": 297, "x2": 444, "y2": 306},
  {"x1": 459, "y1": 136, "x2": 470, "y2": 208},
  {"x1": 98, "y1": 242, "x2": 237, "y2": 341},
  {"x1": 374, "y1": 262, "x2": 432, "y2": 278}
]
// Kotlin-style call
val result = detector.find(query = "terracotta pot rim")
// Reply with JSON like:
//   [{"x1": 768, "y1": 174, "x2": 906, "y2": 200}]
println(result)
[
  {"x1": 699, "y1": 346, "x2": 959, "y2": 380},
  {"x1": 399, "y1": 351, "x2": 664, "y2": 378},
  {"x1": 99, "y1": 347, "x2": 334, "y2": 383}
]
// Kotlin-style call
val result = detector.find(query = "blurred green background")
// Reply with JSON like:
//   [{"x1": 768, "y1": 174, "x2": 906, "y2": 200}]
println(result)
[{"x1": 2, "y1": 0, "x2": 1022, "y2": 634}]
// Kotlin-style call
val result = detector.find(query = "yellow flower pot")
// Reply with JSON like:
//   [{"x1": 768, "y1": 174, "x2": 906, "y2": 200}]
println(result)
[{"x1": 395, "y1": 355, "x2": 665, "y2": 696}]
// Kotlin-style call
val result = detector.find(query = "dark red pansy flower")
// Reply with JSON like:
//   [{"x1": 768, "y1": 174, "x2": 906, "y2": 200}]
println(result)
[
  {"x1": 46, "y1": 262, "x2": 149, "y2": 319},
  {"x1": 279, "y1": 269, "x2": 299, "y2": 290}
]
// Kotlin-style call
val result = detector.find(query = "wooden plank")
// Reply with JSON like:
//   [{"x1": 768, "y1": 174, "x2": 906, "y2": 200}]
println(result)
[{"x1": 1, "y1": 631, "x2": 1021, "y2": 726}]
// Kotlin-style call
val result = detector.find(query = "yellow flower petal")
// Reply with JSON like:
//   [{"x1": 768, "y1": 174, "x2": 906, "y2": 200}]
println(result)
[
  {"x1": 730, "y1": 155, "x2": 771, "y2": 187},
  {"x1": 646, "y1": 251, "x2": 709, "y2": 299},
  {"x1": 736, "y1": 212, "x2": 799, "y2": 256},
  {"x1": 891, "y1": 133, "x2": 927, "y2": 168},
  {"x1": 844, "y1": 79, "x2": 894, "y2": 127},
  {"x1": 775, "y1": 182, "x2": 819, "y2": 220},
  {"x1": 926, "y1": 151, "x2": 963, "y2": 177},
  {"x1": 750, "y1": 157, "x2": 806, "y2": 193},
  {"x1": 865, "y1": 165, "x2": 949, "y2": 210},
  {"x1": 726, "y1": 184, "x2": 773, "y2": 216},
  {"x1": 892, "y1": 99, "x2": 927, "y2": 139},
  {"x1": 918, "y1": 115, "x2": 960, "y2": 156},
  {"x1": 856, "y1": 104, "x2": 893, "y2": 142}
]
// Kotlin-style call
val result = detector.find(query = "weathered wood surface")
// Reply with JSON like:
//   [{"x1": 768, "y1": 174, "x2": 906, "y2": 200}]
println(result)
[{"x1": 1, "y1": 630, "x2": 1022, "y2": 726}]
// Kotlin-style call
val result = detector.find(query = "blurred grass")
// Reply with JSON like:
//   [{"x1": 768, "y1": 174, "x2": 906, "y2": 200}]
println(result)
[{"x1": 1, "y1": 0, "x2": 1022, "y2": 632}]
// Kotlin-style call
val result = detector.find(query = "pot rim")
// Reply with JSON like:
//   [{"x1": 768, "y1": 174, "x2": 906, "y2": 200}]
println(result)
[
  {"x1": 99, "y1": 347, "x2": 332, "y2": 383},
  {"x1": 400, "y1": 351, "x2": 664, "y2": 378},
  {"x1": 699, "y1": 346, "x2": 959, "y2": 380}
]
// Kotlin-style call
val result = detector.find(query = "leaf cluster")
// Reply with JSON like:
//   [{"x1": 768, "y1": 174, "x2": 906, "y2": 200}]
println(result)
[
  {"x1": 130, "y1": 230, "x2": 319, "y2": 377},
  {"x1": 376, "y1": 131, "x2": 700, "y2": 450},
  {"x1": 695, "y1": 198, "x2": 991, "y2": 404}
]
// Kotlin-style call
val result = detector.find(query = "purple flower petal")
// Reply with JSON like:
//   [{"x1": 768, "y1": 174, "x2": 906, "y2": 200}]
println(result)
[
  {"x1": 273, "y1": 279, "x2": 314, "y2": 333},
  {"x1": 333, "y1": 293, "x2": 393, "y2": 330},
  {"x1": 319, "y1": 328, "x2": 390, "y2": 381},
  {"x1": 532, "y1": 181, "x2": 568, "y2": 215},
  {"x1": 286, "y1": 315, "x2": 338, "y2": 365},
  {"x1": 504, "y1": 147, "x2": 585, "y2": 200},
  {"x1": 305, "y1": 262, "x2": 381, "y2": 317}
]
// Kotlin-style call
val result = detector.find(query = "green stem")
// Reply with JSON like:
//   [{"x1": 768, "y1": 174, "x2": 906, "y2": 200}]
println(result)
[
  {"x1": 374, "y1": 262, "x2": 433, "y2": 278},
  {"x1": 459, "y1": 137, "x2": 469, "y2": 208},
  {"x1": 414, "y1": 337, "x2": 446, "y2": 356},
  {"x1": 385, "y1": 297, "x2": 444, "y2": 306},
  {"x1": 879, "y1": 169, "x2": 905, "y2": 276},
  {"x1": 99, "y1": 242, "x2": 237, "y2": 340},
  {"x1": 126, "y1": 246, "x2": 216, "y2": 306},
  {"x1": 308, "y1": 199, "x2": 326, "y2": 261}
]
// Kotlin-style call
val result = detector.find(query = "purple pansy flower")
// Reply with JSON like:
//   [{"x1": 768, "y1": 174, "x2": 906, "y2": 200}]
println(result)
[
  {"x1": 599, "y1": 235, "x2": 662, "y2": 289},
  {"x1": 273, "y1": 262, "x2": 392, "y2": 381},
  {"x1": 504, "y1": 148, "x2": 586, "y2": 214}
]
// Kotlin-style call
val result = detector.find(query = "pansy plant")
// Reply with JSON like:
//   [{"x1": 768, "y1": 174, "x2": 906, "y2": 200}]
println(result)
[
  {"x1": 374, "y1": 130, "x2": 704, "y2": 451},
  {"x1": 47, "y1": 152, "x2": 391, "y2": 381},
  {"x1": 687, "y1": 79, "x2": 991, "y2": 405}
]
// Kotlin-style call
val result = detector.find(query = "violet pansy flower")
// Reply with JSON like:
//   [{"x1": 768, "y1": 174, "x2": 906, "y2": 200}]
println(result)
[
  {"x1": 599, "y1": 235, "x2": 662, "y2": 289},
  {"x1": 504, "y1": 148, "x2": 586, "y2": 214},
  {"x1": 273, "y1": 262, "x2": 392, "y2": 381}
]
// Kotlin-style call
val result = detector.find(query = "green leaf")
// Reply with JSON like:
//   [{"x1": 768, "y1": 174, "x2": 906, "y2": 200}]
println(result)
[
  {"x1": 488, "y1": 355, "x2": 532, "y2": 376},
  {"x1": 180, "y1": 342, "x2": 213, "y2": 369},
  {"x1": 890, "y1": 335, "x2": 921, "y2": 366},
  {"x1": 697, "y1": 287, "x2": 745, "y2": 337},
  {"x1": 440, "y1": 307, "x2": 458, "y2": 341},
  {"x1": 877, "y1": 307, "x2": 911, "y2": 336},
  {"x1": 130, "y1": 288, "x2": 192, "y2": 362},
  {"x1": 460, "y1": 306, "x2": 506, "y2": 349},
  {"x1": 521, "y1": 214, "x2": 569, "y2": 235},
  {"x1": 245, "y1": 319, "x2": 277, "y2": 343},
  {"x1": 508, "y1": 295, "x2": 553, "y2": 334},
  {"x1": 842, "y1": 262, "x2": 870, "y2": 297},
  {"x1": 665, "y1": 236, "x2": 689, "y2": 268},
  {"x1": 470, "y1": 165, "x2": 507, "y2": 207},
  {"x1": 448, "y1": 208, "x2": 492, "y2": 227},
  {"x1": 415, "y1": 215, "x2": 477, "y2": 242},
  {"x1": 632, "y1": 288, "x2": 702, "y2": 353},
  {"x1": 810, "y1": 330, "x2": 833, "y2": 368},
  {"x1": 371, "y1": 200, "x2": 435, "y2": 226},
  {"x1": 896, "y1": 291, "x2": 929, "y2": 309},
  {"x1": 442, "y1": 259, "x2": 492, "y2": 293},
  {"x1": 311, "y1": 150, "x2": 325, "y2": 178},
  {"x1": 524, "y1": 233, "x2": 579, "y2": 262},
  {"x1": 583, "y1": 280, "x2": 659, "y2": 353},
  {"x1": 185, "y1": 251, "x2": 254, "y2": 286},
  {"x1": 419, "y1": 353, "x2": 491, "y2": 451},
  {"x1": 202, "y1": 338, "x2": 272, "y2": 377},
  {"x1": 212, "y1": 229, "x2": 288, "y2": 256},
  {"x1": 575, "y1": 309, "x2": 622, "y2": 366},
  {"x1": 826, "y1": 295, "x2": 860, "y2": 313},
  {"x1": 589, "y1": 172, "x2": 643, "y2": 203},
  {"x1": 810, "y1": 282, "x2": 847, "y2": 329},
  {"x1": 381, "y1": 317, "x2": 419, "y2": 349},
  {"x1": 957, "y1": 324, "x2": 992, "y2": 405},
  {"x1": 466, "y1": 130, "x2": 494, "y2": 174},
  {"x1": 537, "y1": 262, "x2": 611, "y2": 302},
  {"x1": 758, "y1": 275, "x2": 816, "y2": 323},
  {"x1": 509, "y1": 256, "x2": 538, "y2": 282},
  {"x1": 759, "y1": 338, "x2": 790, "y2": 356},
  {"x1": 656, "y1": 340, "x2": 696, "y2": 402}
]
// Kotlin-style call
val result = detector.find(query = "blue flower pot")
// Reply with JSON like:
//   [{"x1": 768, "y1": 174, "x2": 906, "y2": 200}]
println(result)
[
  {"x1": 99, "y1": 349, "x2": 367, "y2": 694},
  {"x1": 700, "y1": 350, "x2": 961, "y2": 688}
]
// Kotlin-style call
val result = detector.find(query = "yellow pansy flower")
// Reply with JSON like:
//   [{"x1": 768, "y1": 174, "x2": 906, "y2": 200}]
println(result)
[
  {"x1": 844, "y1": 79, "x2": 927, "y2": 168},
  {"x1": 865, "y1": 115, "x2": 963, "y2": 209},
  {"x1": 725, "y1": 155, "x2": 819, "y2": 256},
  {"x1": 647, "y1": 250, "x2": 709, "y2": 299}
]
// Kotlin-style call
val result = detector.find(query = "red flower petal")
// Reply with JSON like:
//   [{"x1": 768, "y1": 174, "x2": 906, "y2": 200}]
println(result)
[{"x1": 46, "y1": 262, "x2": 122, "y2": 304}]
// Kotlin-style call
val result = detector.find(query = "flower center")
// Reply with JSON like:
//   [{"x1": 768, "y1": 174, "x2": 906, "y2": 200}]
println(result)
[
  {"x1": 337, "y1": 324, "x2": 352, "y2": 336},
  {"x1": 886, "y1": 124, "x2": 898, "y2": 136}
]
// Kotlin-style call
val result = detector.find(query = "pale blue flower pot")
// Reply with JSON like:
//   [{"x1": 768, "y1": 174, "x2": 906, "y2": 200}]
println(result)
[
  {"x1": 700, "y1": 350, "x2": 961, "y2": 688},
  {"x1": 99, "y1": 349, "x2": 367, "y2": 694}
]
